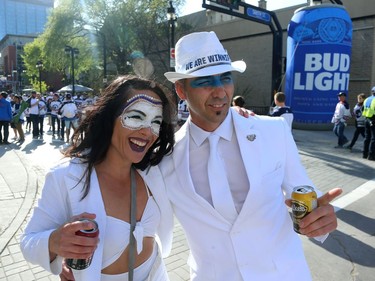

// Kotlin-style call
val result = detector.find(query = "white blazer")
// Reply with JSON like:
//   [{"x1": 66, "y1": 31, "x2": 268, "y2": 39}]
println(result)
[
  {"x1": 159, "y1": 108, "x2": 316, "y2": 281},
  {"x1": 21, "y1": 159, "x2": 174, "y2": 281}
]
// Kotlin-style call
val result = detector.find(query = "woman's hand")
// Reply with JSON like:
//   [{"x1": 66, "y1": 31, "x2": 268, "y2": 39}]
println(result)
[
  {"x1": 232, "y1": 106, "x2": 255, "y2": 118},
  {"x1": 49, "y1": 213, "x2": 99, "y2": 262},
  {"x1": 59, "y1": 259, "x2": 75, "y2": 281}
]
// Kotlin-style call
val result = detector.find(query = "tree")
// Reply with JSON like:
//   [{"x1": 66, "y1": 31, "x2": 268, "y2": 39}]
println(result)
[
  {"x1": 23, "y1": 0, "x2": 191, "y2": 92},
  {"x1": 23, "y1": 0, "x2": 95, "y2": 90},
  {"x1": 84, "y1": 0, "x2": 190, "y2": 78}
]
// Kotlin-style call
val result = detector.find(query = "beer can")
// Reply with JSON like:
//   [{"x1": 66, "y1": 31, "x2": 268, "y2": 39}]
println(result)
[
  {"x1": 66, "y1": 219, "x2": 99, "y2": 270},
  {"x1": 291, "y1": 186, "x2": 317, "y2": 234}
]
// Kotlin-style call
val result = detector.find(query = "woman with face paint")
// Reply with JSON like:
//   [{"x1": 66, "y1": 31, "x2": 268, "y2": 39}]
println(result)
[{"x1": 20, "y1": 75, "x2": 176, "y2": 281}]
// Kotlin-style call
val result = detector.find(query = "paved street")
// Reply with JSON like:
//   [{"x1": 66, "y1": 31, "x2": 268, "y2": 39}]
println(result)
[{"x1": 0, "y1": 126, "x2": 374, "y2": 281}]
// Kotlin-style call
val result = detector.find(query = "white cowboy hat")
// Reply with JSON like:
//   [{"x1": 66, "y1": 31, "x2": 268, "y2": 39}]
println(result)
[{"x1": 164, "y1": 31, "x2": 246, "y2": 83}]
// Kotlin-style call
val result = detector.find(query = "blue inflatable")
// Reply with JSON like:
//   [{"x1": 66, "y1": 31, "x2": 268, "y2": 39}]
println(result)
[{"x1": 285, "y1": 4, "x2": 352, "y2": 127}]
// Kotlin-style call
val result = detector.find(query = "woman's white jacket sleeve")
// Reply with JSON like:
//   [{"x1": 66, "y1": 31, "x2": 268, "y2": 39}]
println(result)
[{"x1": 20, "y1": 165, "x2": 72, "y2": 275}]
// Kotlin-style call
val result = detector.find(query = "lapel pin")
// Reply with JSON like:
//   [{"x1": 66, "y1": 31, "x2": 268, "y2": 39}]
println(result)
[{"x1": 247, "y1": 134, "x2": 256, "y2": 141}]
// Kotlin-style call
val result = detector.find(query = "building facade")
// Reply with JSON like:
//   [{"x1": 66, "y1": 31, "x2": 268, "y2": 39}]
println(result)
[
  {"x1": 0, "y1": 0, "x2": 54, "y2": 92},
  {"x1": 0, "y1": 0, "x2": 54, "y2": 39},
  {"x1": 163, "y1": 0, "x2": 375, "y2": 126}
]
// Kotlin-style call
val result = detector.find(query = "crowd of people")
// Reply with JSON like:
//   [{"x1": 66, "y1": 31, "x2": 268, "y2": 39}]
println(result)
[
  {"x1": 0, "y1": 30, "x2": 373, "y2": 281},
  {"x1": 0, "y1": 90, "x2": 98, "y2": 145},
  {"x1": 329, "y1": 89, "x2": 375, "y2": 161}
]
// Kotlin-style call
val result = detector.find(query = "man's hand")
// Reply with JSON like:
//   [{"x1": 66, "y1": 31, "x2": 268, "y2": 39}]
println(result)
[{"x1": 286, "y1": 188, "x2": 343, "y2": 237}]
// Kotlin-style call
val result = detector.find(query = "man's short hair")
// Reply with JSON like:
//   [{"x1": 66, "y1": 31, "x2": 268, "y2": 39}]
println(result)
[
  {"x1": 232, "y1": 96, "x2": 246, "y2": 107},
  {"x1": 274, "y1": 92, "x2": 286, "y2": 103}
]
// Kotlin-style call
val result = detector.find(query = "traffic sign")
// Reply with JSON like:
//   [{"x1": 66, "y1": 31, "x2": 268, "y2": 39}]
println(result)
[
  {"x1": 246, "y1": 7, "x2": 271, "y2": 24},
  {"x1": 170, "y1": 48, "x2": 175, "y2": 59},
  {"x1": 170, "y1": 48, "x2": 176, "y2": 67}
]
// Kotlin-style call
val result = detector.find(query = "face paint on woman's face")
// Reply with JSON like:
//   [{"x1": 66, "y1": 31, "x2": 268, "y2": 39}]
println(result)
[{"x1": 119, "y1": 94, "x2": 163, "y2": 136}]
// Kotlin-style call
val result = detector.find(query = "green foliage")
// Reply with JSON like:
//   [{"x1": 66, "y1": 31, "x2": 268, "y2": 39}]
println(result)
[
  {"x1": 22, "y1": 0, "x2": 191, "y2": 92},
  {"x1": 23, "y1": 0, "x2": 94, "y2": 86},
  {"x1": 30, "y1": 77, "x2": 48, "y2": 94},
  {"x1": 22, "y1": 38, "x2": 43, "y2": 78},
  {"x1": 86, "y1": 0, "x2": 187, "y2": 76}
]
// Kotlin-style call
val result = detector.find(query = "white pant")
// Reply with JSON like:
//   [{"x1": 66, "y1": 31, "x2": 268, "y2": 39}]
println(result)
[{"x1": 101, "y1": 244, "x2": 168, "y2": 281}]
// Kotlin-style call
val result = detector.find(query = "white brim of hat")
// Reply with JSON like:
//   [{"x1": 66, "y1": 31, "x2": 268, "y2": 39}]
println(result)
[{"x1": 164, "y1": 60, "x2": 246, "y2": 83}]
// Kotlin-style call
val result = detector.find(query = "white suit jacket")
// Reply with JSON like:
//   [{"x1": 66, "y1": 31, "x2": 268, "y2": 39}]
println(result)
[
  {"x1": 21, "y1": 159, "x2": 174, "y2": 281},
  {"x1": 159, "y1": 108, "x2": 316, "y2": 281}
]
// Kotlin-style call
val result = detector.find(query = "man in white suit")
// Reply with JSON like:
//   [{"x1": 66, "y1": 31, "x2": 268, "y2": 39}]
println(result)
[{"x1": 160, "y1": 31, "x2": 342, "y2": 281}]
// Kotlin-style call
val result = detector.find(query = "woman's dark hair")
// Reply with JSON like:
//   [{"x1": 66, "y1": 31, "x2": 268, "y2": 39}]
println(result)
[{"x1": 65, "y1": 75, "x2": 175, "y2": 199}]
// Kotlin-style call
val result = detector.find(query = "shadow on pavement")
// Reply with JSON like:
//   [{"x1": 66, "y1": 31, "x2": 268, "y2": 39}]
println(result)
[
  {"x1": 299, "y1": 149, "x2": 374, "y2": 181},
  {"x1": 0, "y1": 144, "x2": 13, "y2": 157},
  {"x1": 309, "y1": 229, "x2": 375, "y2": 267},
  {"x1": 336, "y1": 209, "x2": 375, "y2": 236},
  {"x1": 21, "y1": 138, "x2": 47, "y2": 154}
]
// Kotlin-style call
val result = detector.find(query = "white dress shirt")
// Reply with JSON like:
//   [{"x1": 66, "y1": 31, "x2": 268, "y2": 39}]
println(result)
[{"x1": 188, "y1": 110, "x2": 249, "y2": 213}]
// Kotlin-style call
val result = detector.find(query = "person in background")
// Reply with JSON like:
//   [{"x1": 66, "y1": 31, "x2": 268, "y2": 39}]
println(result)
[
  {"x1": 0, "y1": 91, "x2": 12, "y2": 145},
  {"x1": 23, "y1": 94, "x2": 31, "y2": 132},
  {"x1": 161, "y1": 31, "x2": 341, "y2": 281},
  {"x1": 58, "y1": 93, "x2": 79, "y2": 143},
  {"x1": 24, "y1": 107, "x2": 31, "y2": 132},
  {"x1": 28, "y1": 91, "x2": 40, "y2": 139},
  {"x1": 10, "y1": 94, "x2": 19, "y2": 141},
  {"x1": 345, "y1": 93, "x2": 366, "y2": 150},
  {"x1": 270, "y1": 92, "x2": 294, "y2": 129},
  {"x1": 11, "y1": 95, "x2": 26, "y2": 143},
  {"x1": 21, "y1": 75, "x2": 176, "y2": 281},
  {"x1": 57, "y1": 94, "x2": 67, "y2": 141},
  {"x1": 37, "y1": 93, "x2": 48, "y2": 138},
  {"x1": 50, "y1": 93, "x2": 62, "y2": 139},
  {"x1": 331, "y1": 92, "x2": 351, "y2": 148},
  {"x1": 177, "y1": 99, "x2": 189, "y2": 129},
  {"x1": 362, "y1": 86, "x2": 375, "y2": 161},
  {"x1": 232, "y1": 95, "x2": 245, "y2": 107},
  {"x1": 45, "y1": 93, "x2": 53, "y2": 132},
  {"x1": 231, "y1": 95, "x2": 254, "y2": 117}
]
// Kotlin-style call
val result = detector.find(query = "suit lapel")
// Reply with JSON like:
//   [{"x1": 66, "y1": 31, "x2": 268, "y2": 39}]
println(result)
[
  {"x1": 173, "y1": 122, "x2": 197, "y2": 194},
  {"x1": 231, "y1": 109, "x2": 262, "y2": 214}
]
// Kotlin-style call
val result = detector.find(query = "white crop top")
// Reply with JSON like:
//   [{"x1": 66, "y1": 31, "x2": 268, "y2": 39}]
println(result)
[{"x1": 102, "y1": 190, "x2": 160, "y2": 269}]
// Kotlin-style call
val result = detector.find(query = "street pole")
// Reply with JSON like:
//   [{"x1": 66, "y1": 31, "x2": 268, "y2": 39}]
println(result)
[
  {"x1": 36, "y1": 60, "x2": 43, "y2": 94},
  {"x1": 65, "y1": 46, "x2": 79, "y2": 97},
  {"x1": 167, "y1": 0, "x2": 178, "y2": 106},
  {"x1": 99, "y1": 32, "x2": 107, "y2": 86},
  {"x1": 167, "y1": 1, "x2": 177, "y2": 71},
  {"x1": 71, "y1": 50, "x2": 75, "y2": 97}
]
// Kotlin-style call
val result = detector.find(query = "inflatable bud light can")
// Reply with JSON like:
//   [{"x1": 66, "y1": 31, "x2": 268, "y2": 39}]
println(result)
[{"x1": 285, "y1": 4, "x2": 352, "y2": 128}]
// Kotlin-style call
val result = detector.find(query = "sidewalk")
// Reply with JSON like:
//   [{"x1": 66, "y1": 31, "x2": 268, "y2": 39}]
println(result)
[{"x1": 0, "y1": 126, "x2": 374, "y2": 281}]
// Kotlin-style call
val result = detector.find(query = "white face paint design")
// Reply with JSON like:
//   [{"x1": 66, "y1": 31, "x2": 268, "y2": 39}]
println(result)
[{"x1": 120, "y1": 95, "x2": 163, "y2": 136}]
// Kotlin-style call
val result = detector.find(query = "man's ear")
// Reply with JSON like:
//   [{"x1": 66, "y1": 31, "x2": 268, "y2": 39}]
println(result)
[{"x1": 175, "y1": 81, "x2": 187, "y2": 100}]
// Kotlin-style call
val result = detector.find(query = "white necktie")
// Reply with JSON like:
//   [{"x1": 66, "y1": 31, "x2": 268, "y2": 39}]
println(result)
[{"x1": 207, "y1": 134, "x2": 238, "y2": 223}]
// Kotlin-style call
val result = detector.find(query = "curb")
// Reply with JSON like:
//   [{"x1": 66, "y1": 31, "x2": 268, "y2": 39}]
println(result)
[{"x1": 0, "y1": 150, "x2": 38, "y2": 254}]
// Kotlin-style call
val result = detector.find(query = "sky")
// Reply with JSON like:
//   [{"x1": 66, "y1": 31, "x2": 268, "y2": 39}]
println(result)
[{"x1": 181, "y1": 0, "x2": 307, "y2": 16}]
